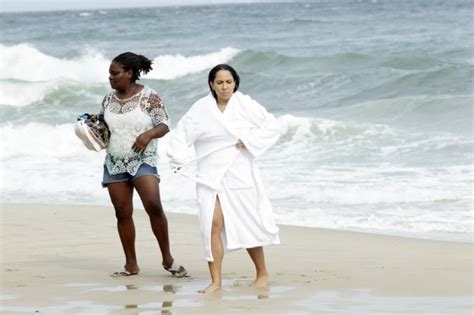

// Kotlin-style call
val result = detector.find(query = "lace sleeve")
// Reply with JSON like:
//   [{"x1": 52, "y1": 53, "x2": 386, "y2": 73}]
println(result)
[
  {"x1": 99, "y1": 93, "x2": 112, "y2": 115},
  {"x1": 142, "y1": 92, "x2": 170, "y2": 127}
]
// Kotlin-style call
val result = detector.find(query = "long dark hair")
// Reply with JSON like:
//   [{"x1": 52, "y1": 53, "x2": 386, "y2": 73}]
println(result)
[
  {"x1": 208, "y1": 64, "x2": 240, "y2": 99},
  {"x1": 112, "y1": 52, "x2": 153, "y2": 82}
]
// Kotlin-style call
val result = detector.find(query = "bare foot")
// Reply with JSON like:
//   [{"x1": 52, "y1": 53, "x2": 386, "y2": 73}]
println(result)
[
  {"x1": 198, "y1": 282, "x2": 221, "y2": 293},
  {"x1": 251, "y1": 274, "x2": 268, "y2": 288}
]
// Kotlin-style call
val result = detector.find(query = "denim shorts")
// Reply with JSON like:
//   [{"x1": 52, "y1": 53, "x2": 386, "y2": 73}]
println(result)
[{"x1": 102, "y1": 163, "x2": 160, "y2": 188}]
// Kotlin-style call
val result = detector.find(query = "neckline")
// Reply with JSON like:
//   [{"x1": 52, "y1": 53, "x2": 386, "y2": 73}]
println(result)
[
  {"x1": 113, "y1": 85, "x2": 145, "y2": 101},
  {"x1": 217, "y1": 104, "x2": 227, "y2": 113},
  {"x1": 214, "y1": 93, "x2": 233, "y2": 114}
]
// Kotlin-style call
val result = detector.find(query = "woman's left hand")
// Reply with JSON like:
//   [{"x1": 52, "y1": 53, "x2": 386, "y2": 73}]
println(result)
[
  {"x1": 236, "y1": 139, "x2": 246, "y2": 149},
  {"x1": 132, "y1": 132, "x2": 152, "y2": 153}
]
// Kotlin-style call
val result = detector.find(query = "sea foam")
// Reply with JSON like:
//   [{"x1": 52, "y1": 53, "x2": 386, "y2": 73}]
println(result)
[
  {"x1": 0, "y1": 44, "x2": 109, "y2": 82},
  {"x1": 0, "y1": 44, "x2": 240, "y2": 107},
  {"x1": 0, "y1": 44, "x2": 240, "y2": 83},
  {"x1": 147, "y1": 47, "x2": 240, "y2": 80}
]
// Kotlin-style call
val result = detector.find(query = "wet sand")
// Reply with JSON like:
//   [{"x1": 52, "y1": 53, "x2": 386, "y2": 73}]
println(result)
[{"x1": 1, "y1": 203, "x2": 472, "y2": 314}]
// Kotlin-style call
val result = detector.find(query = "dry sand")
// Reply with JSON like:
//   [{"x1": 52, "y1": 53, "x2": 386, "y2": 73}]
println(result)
[{"x1": 1, "y1": 203, "x2": 472, "y2": 314}]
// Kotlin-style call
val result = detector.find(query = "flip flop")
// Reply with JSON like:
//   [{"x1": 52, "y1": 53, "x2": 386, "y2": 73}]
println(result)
[
  {"x1": 163, "y1": 261, "x2": 188, "y2": 278},
  {"x1": 111, "y1": 270, "x2": 139, "y2": 277}
]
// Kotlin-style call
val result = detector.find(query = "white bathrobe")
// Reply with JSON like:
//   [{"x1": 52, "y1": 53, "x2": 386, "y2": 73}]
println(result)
[{"x1": 167, "y1": 91, "x2": 281, "y2": 261}]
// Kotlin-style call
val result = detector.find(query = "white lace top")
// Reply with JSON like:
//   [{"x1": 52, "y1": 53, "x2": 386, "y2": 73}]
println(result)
[{"x1": 100, "y1": 86, "x2": 170, "y2": 176}]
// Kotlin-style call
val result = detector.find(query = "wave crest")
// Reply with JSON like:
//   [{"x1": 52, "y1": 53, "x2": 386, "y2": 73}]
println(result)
[
  {"x1": 148, "y1": 47, "x2": 240, "y2": 80},
  {"x1": 0, "y1": 43, "x2": 241, "y2": 83},
  {"x1": 0, "y1": 43, "x2": 109, "y2": 82},
  {"x1": 0, "y1": 44, "x2": 241, "y2": 106}
]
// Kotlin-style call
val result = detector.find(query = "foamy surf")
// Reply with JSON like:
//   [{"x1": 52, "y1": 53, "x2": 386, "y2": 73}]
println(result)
[
  {"x1": 0, "y1": 44, "x2": 241, "y2": 106},
  {"x1": 0, "y1": 44, "x2": 109, "y2": 82},
  {"x1": 1, "y1": 116, "x2": 472, "y2": 241},
  {"x1": 146, "y1": 47, "x2": 240, "y2": 80},
  {"x1": 0, "y1": 44, "x2": 240, "y2": 84}
]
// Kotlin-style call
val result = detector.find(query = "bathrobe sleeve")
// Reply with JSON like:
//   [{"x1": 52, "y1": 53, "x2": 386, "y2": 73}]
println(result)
[
  {"x1": 237, "y1": 94, "x2": 282, "y2": 157},
  {"x1": 166, "y1": 108, "x2": 201, "y2": 168}
]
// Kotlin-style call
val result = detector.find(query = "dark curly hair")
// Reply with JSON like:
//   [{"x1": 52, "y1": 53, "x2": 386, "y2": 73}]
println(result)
[{"x1": 112, "y1": 52, "x2": 153, "y2": 82}]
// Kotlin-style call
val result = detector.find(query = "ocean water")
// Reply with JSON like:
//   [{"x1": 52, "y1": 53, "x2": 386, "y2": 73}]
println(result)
[{"x1": 0, "y1": 0, "x2": 472, "y2": 242}]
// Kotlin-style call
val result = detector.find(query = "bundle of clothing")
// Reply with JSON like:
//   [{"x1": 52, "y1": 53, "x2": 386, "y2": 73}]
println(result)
[{"x1": 74, "y1": 113, "x2": 110, "y2": 151}]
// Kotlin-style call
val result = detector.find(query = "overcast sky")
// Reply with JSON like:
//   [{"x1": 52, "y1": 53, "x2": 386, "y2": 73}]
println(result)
[{"x1": 0, "y1": 0, "x2": 282, "y2": 13}]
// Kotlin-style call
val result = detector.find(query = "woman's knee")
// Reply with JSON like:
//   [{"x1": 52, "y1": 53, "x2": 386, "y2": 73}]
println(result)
[
  {"x1": 211, "y1": 219, "x2": 223, "y2": 234},
  {"x1": 115, "y1": 212, "x2": 133, "y2": 222},
  {"x1": 211, "y1": 197, "x2": 224, "y2": 234},
  {"x1": 108, "y1": 183, "x2": 134, "y2": 221},
  {"x1": 143, "y1": 199, "x2": 165, "y2": 217},
  {"x1": 113, "y1": 202, "x2": 133, "y2": 221}
]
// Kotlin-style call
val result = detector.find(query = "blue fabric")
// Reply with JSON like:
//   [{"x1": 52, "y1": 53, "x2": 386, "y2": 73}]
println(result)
[{"x1": 102, "y1": 163, "x2": 160, "y2": 188}]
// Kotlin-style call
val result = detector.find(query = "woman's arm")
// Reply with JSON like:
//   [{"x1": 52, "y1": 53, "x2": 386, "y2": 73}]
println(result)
[
  {"x1": 238, "y1": 95, "x2": 281, "y2": 157},
  {"x1": 132, "y1": 123, "x2": 169, "y2": 154},
  {"x1": 167, "y1": 109, "x2": 200, "y2": 168},
  {"x1": 133, "y1": 90, "x2": 171, "y2": 153}
]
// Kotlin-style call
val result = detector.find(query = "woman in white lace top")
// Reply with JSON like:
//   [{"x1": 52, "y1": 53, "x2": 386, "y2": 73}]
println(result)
[{"x1": 101, "y1": 52, "x2": 186, "y2": 278}]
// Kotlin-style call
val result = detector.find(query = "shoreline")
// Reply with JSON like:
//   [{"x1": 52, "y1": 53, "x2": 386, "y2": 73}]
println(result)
[
  {"x1": 3, "y1": 201, "x2": 471, "y2": 245},
  {"x1": 1, "y1": 203, "x2": 473, "y2": 314}
]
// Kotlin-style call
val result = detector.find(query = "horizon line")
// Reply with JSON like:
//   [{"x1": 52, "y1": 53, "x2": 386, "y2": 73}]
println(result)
[{"x1": 0, "y1": 0, "x2": 294, "y2": 14}]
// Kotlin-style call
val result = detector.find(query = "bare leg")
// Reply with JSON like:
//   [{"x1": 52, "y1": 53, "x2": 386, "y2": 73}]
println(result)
[
  {"x1": 133, "y1": 175, "x2": 174, "y2": 268},
  {"x1": 246, "y1": 247, "x2": 269, "y2": 288},
  {"x1": 199, "y1": 195, "x2": 224, "y2": 293},
  {"x1": 108, "y1": 181, "x2": 140, "y2": 274}
]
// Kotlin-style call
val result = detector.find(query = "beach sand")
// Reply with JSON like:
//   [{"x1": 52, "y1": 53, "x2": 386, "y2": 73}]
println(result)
[{"x1": 1, "y1": 203, "x2": 472, "y2": 314}]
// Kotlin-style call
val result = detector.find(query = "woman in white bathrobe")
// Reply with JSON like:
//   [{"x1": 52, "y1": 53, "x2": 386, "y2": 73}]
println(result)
[{"x1": 167, "y1": 64, "x2": 281, "y2": 293}]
